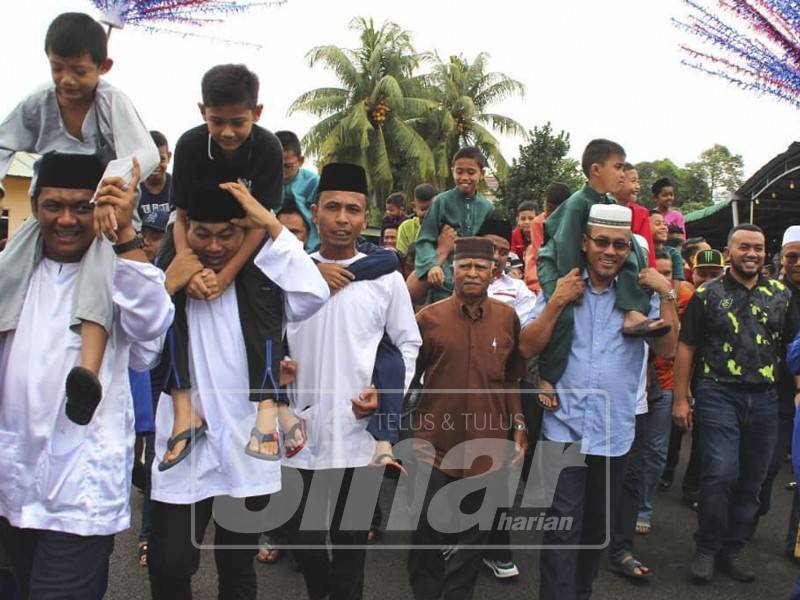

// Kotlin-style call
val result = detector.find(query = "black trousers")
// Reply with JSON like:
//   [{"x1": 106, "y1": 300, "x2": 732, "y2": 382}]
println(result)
[
  {"x1": 608, "y1": 413, "x2": 646, "y2": 559},
  {"x1": 538, "y1": 447, "x2": 627, "y2": 600},
  {"x1": 0, "y1": 517, "x2": 114, "y2": 600},
  {"x1": 407, "y1": 467, "x2": 492, "y2": 600},
  {"x1": 286, "y1": 468, "x2": 370, "y2": 600},
  {"x1": 147, "y1": 496, "x2": 264, "y2": 600},
  {"x1": 158, "y1": 227, "x2": 284, "y2": 404}
]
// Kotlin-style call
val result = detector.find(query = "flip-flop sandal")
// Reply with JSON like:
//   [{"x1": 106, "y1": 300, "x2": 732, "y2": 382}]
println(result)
[
  {"x1": 370, "y1": 453, "x2": 406, "y2": 480},
  {"x1": 608, "y1": 554, "x2": 653, "y2": 580},
  {"x1": 65, "y1": 366, "x2": 103, "y2": 425},
  {"x1": 283, "y1": 419, "x2": 306, "y2": 459},
  {"x1": 158, "y1": 420, "x2": 208, "y2": 472},
  {"x1": 138, "y1": 542, "x2": 149, "y2": 568},
  {"x1": 244, "y1": 427, "x2": 282, "y2": 461},
  {"x1": 622, "y1": 319, "x2": 672, "y2": 339},
  {"x1": 536, "y1": 390, "x2": 560, "y2": 412}
]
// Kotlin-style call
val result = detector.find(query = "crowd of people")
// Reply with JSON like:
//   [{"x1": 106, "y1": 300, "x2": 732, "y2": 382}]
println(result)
[{"x1": 1, "y1": 11, "x2": 800, "y2": 600}]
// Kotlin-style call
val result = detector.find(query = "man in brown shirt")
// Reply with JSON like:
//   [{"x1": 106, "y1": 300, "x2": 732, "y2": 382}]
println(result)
[{"x1": 407, "y1": 236, "x2": 527, "y2": 600}]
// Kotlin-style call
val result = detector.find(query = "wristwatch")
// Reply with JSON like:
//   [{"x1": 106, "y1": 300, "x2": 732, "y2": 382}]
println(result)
[
  {"x1": 659, "y1": 289, "x2": 677, "y2": 302},
  {"x1": 113, "y1": 234, "x2": 144, "y2": 255},
  {"x1": 513, "y1": 422, "x2": 527, "y2": 433}
]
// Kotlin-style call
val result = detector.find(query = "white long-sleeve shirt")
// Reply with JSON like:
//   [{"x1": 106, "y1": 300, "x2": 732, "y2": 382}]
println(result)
[
  {"x1": 0, "y1": 80, "x2": 159, "y2": 216},
  {"x1": 0, "y1": 257, "x2": 173, "y2": 536},
  {"x1": 284, "y1": 251, "x2": 422, "y2": 471},
  {"x1": 488, "y1": 272, "x2": 537, "y2": 324},
  {"x1": 151, "y1": 228, "x2": 330, "y2": 505}
]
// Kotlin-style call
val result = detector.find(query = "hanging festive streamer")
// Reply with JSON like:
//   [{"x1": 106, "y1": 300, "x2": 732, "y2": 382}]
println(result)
[
  {"x1": 87, "y1": 0, "x2": 286, "y2": 47},
  {"x1": 674, "y1": 0, "x2": 800, "y2": 108}
]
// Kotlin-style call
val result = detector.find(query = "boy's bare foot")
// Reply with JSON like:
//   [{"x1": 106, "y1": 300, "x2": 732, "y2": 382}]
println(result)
[
  {"x1": 248, "y1": 399, "x2": 279, "y2": 458},
  {"x1": 370, "y1": 440, "x2": 406, "y2": 476},
  {"x1": 536, "y1": 378, "x2": 560, "y2": 412},
  {"x1": 277, "y1": 404, "x2": 306, "y2": 457}
]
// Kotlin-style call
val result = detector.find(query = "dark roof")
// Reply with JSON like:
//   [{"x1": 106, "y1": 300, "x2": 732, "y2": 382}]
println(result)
[{"x1": 686, "y1": 142, "x2": 800, "y2": 253}]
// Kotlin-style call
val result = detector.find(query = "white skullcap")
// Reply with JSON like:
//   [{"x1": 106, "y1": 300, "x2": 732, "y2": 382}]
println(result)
[
  {"x1": 587, "y1": 204, "x2": 632, "y2": 229},
  {"x1": 783, "y1": 225, "x2": 800, "y2": 248},
  {"x1": 633, "y1": 233, "x2": 649, "y2": 253}
]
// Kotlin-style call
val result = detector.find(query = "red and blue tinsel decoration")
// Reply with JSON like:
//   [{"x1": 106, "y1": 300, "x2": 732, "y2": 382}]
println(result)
[
  {"x1": 88, "y1": 0, "x2": 286, "y2": 46},
  {"x1": 675, "y1": 0, "x2": 800, "y2": 108}
]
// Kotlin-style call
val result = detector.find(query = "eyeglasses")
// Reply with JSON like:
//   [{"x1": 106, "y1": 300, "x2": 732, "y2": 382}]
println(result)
[
  {"x1": 585, "y1": 233, "x2": 632, "y2": 252},
  {"x1": 785, "y1": 253, "x2": 800, "y2": 264}
]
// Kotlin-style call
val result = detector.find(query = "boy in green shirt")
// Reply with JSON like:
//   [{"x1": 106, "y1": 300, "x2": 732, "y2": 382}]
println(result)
[
  {"x1": 396, "y1": 183, "x2": 437, "y2": 255},
  {"x1": 536, "y1": 139, "x2": 670, "y2": 410},
  {"x1": 414, "y1": 148, "x2": 494, "y2": 302}
]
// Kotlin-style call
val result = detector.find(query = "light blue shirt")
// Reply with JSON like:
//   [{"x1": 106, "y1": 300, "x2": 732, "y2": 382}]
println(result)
[
  {"x1": 282, "y1": 168, "x2": 319, "y2": 251},
  {"x1": 528, "y1": 271, "x2": 659, "y2": 457}
]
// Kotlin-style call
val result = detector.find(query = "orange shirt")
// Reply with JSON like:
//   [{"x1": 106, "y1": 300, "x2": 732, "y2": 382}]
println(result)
[
  {"x1": 655, "y1": 281, "x2": 695, "y2": 390},
  {"x1": 524, "y1": 212, "x2": 548, "y2": 293}
]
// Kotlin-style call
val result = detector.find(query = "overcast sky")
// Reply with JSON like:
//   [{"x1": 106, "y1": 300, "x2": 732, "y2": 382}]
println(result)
[{"x1": 2, "y1": 0, "x2": 798, "y2": 180}]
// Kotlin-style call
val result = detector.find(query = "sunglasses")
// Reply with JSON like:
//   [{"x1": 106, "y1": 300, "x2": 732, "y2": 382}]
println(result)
[{"x1": 585, "y1": 234, "x2": 632, "y2": 252}]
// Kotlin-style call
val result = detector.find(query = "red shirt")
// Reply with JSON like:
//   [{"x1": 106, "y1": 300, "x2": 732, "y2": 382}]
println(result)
[{"x1": 627, "y1": 201, "x2": 656, "y2": 267}]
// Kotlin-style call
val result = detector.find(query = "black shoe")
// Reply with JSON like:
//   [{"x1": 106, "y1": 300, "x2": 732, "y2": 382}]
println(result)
[
  {"x1": 65, "y1": 367, "x2": 102, "y2": 425},
  {"x1": 690, "y1": 552, "x2": 714, "y2": 583},
  {"x1": 717, "y1": 554, "x2": 755, "y2": 583}
]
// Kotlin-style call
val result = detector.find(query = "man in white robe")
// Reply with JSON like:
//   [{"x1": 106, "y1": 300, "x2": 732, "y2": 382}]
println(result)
[
  {"x1": 147, "y1": 179, "x2": 329, "y2": 600},
  {"x1": 0, "y1": 153, "x2": 174, "y2": 600},
  {"x1": 282, "y1": 163, "x2": 421, "y2": 600}
]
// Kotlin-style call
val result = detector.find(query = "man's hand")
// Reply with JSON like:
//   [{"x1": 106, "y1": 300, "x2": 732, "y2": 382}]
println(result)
[
  {"x1": 551, "y1": 268, "x2": 585, "y2": 307},
  {"x1": 673, "y1": 397, "x2": 693, "y2": 431},
  {"x1": 165, "y1": 248, "x2": 204, "y2": 295},
  {"x1": 186, "y1": 268, "x2": 220, "y2": 300},
  {"x1": 351, "y1": 385, "x2": 378, "y2": 419},
  {"x1": 318, "y1": 263, "x2": 355, "y2": 294},
  {"x1": 94, "y1": 157, "x2": 141, "y2": 243},
  {"x1": 436, "y1": 225, "x2": 457, "y2": 261},
  {"x1": 639, "y1": 268, "x2": 672, "y2": 295},
  {"x1": 427, "y1": 266, "x2": 445, "y2": 288},
  {"x1": 205, "y1": 270, "x2": 232, "y2": 301},
  {"x1": 225, "y1": 180, "x2": 282, "y2": 240}
]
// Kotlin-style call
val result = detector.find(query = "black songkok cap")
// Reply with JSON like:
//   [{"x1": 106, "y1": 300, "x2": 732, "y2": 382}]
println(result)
[
  {"x1": 318, "y1": 163, "x2": 368, "y2": 196},
  {"x1": 477, "y1": 217, "x2": 512, "y2": 244},
  {"x1": 186, "y1": 180, "x2": 246, "y2": 223},
  {"x1": 35, "y1": 153, "x2": 104, "y2": 197},
  {"x1": 453, "y1": 237, "x2": 494, "y2": 262}
]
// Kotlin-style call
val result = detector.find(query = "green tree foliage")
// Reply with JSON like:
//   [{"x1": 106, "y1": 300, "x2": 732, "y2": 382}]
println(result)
[
  {"x1": 687, "y1": 144, "x2": 745, "y2": 202},
  {"x1": 635, "y1": 158, "x2": 710, "y2": 211},
  {"x1": 500, "y1": 122, "x2": 583, "y2": 214},
  {"x1": 635, "y1": 144, "x2": 742, "y2": 215},
  {"x1": 289, "y1": 18, "x2": 436, "y2": 203},
  {"x1": 418, "y1": 52, "x2": 526, "y2": 189},
  {"x1": 291, "y1": 22, "x2": 525, "y2": 203}
]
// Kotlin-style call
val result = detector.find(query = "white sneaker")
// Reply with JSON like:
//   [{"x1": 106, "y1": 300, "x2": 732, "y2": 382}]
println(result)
[{"x1": 482, "y1": 558, "x2": 520, "y2": 579}]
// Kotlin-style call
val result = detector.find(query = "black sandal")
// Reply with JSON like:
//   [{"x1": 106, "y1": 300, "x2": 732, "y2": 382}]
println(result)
[
  {"x1": 65, "y1": 366, "x2": 103, "y2": 425},
  {"x1": 608, "y1": 553, "x2": 653, "y2": 580},
  {"x1": 370, "y1": 453, "x2": 406, "y2": 480},
  {"x1": 622, "y1": 319, "x2": 671, "y2": 339},
  {"x1": 158, "y1": 420, "x2": 208, "y2": 471},
  {"x1": 536, "y1": 390, "x2": 560, "y2": 412}
]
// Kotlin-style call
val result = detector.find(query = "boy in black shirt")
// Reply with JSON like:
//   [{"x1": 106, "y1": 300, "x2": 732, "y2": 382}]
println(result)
[{"x1": 158, "y1": 64, "x2": 300, "y2": 469}]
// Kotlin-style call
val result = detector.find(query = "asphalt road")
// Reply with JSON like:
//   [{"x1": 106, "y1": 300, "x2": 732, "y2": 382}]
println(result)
[{"x1": 105, "y1": 452, "x2": 799, "y2": 600}]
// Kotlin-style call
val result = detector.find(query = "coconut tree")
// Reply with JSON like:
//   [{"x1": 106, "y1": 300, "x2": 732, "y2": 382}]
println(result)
[
  {"x1": 289, "y1": 18, "x2": 436, "y2": 202},
  {"x1": 421, "y1": 52, "x2": 526, "y2": 188}
]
